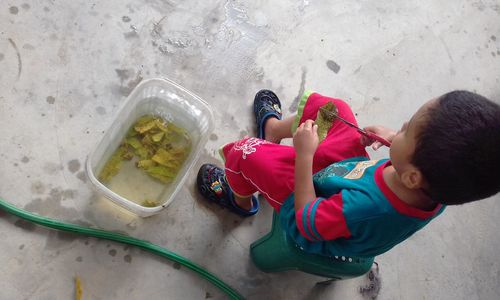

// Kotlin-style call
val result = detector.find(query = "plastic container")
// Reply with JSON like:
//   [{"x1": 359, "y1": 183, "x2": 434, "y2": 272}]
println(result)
[{"x1": 86, "y1": 78, "x2": 214, "y2": 217}]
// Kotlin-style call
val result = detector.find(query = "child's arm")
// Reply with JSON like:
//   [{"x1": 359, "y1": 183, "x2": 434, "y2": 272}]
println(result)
[
  {"x1": 293, "y1": 120, "x2": 319, "y2": 211},
  {"x1": 361, "y1": 125, "x2": 397, "y2": 150}
]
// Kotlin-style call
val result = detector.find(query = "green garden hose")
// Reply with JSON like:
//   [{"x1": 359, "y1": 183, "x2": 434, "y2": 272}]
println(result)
[{"x1": 0, "y1": 198, "x2": 244, "y2": 300}]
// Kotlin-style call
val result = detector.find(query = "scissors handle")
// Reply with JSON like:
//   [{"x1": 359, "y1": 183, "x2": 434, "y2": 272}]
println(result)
[{"x1": 363, "y1": 131, "x2": 392, "y2": 147}]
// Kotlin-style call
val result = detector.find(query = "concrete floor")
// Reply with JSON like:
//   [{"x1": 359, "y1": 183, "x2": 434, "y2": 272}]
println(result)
[{"x1": 1, "y1": 0, "x2": 499, "y2": 299}]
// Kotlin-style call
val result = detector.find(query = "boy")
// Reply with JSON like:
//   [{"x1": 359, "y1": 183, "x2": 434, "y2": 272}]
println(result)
[{"x1": 197, "y1": 90, "x2": 500, "y2": 258}]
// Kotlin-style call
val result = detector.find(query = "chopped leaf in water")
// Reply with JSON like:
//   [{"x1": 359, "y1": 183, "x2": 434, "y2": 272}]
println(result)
[
  {"x1": 151, "y1": 148, "x2": 175, "y2": 166},
  {"x1": 152, "y1": 132, "x2": 165, "y2": 143},
  {"x1": 167, "y1": 122, "x2": 185, "y2": 134},
  {"x1": 141, "y1": 199, "x2": 160, "y2": 207},
  {"x1": 142, "y1": 134, "x2": 154, "y2": 146},
  {"x1": 146, "y1": 165, "x2": 176, "y2": 183},
  {"x1": 135, "y1": 115, "x2": 156, "y2": 125},
  {"x1": 136, "y1": 159, "x2": 156, "y2": 169},
  {"x1": 134, "y1": 120, "x2": 157, "y2": 133},
  {"x1": 98, "y1": 146, "x2": 127, "y2": 183},
  {"x1": 126, "y1": 137, "x2": 142, "y2": 149},
  {"x1": 120, "y1": 145, "x2": 134, "y2": 160},
  {"x1": 126, "y1": 127, "x2": 138, "y2": 137},
  {"x1": 155, "y1": 119, "x2": 169, "y2": 132},
  {"x1": 134, "y1": 146, "x2": 150, "y2": 160}
]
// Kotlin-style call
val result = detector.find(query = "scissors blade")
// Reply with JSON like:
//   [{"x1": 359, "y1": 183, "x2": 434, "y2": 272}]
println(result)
[
  {"x1": 318, "y1": 107, "x2": 391, "y2": 146},
  {"x1": 335, "y1": 114, "x2": 366, "y2": 133}
]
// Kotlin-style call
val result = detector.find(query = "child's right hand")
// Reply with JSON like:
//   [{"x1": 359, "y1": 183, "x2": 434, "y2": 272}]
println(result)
[
  {"x1": 293, "y1": 120, "x2": 319, "y2": 157},
  {"x1": 361, "y1": 125, "x2": 397, "y2": 150}
]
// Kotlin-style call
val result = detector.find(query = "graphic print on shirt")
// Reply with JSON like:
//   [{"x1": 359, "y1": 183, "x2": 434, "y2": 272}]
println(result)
[
  {"x1": 314, "y1": 159, "x2": 379, "y2": 185},
  {"x1": 314, "y1": 160, "x2": 363, "y2": 184},
  {"x1": 233, "y1": 137, "x2": 270, "y2": 159},
  {"x1": 344, "y1": 160, "x2": 378, "y2": 179}
]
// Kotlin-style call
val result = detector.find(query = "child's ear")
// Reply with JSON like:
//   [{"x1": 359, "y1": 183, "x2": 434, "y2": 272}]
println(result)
[{"x1": 401, "y1": 168, "x2": 424, "y2": 189}]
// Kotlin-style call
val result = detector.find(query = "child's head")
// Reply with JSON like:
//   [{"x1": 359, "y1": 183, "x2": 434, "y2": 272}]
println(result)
[{"x1": 390, "y1": 90, "x2": 500, "y2": 205}]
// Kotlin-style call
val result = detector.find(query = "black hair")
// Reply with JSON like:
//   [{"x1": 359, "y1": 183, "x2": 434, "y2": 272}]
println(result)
[{"x1": 412, "y1": 90, "x2": 500, "y2": 205}]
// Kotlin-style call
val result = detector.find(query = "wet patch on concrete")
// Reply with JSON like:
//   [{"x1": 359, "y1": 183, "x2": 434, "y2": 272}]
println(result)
[
  {"x1": 115, "y1": 68, "x2": 132, "y2": 81},
  {"x1": 126, "y1": 220, "x2": 137, "y2": 230},
  {"x1": 22, "y1": 44, "x2": 35, "y2": 50},
  {"x1": 21, "y1": 3, "x2": 30, "y2": 10},
  {"x1": 326, "y1": 60, "x2": 341, "y2": 74},
  {"x1": 21, "y1": 156, "x2": 29, "y2": 163},
  {"x1": 221, "y1": 111, "x2": 240, "y2": 134},
  {"x1": 73, "y1": 219, "x2": 94, "y2": 228},
  {"x1": 359, "y1": 262, "x2": 382, "y2": 299},
  {"x1": 96, "y1": 106, "x2": 106, "y2": 115},
  {"x1": 31, "y1": 181, "x2": 46, "y2": 194},
  {"x1": 19, "y1": 244, "x2": 25, "y2": 250},
  {"x1": 114, "y1": 69, "x2": 143, "y2": 97},
  {"x1": 47, "y1": 187, "x2": 77, "y2": 202},
  {"x1": 122, "y1": 16, "x2": 131, "y2": 22},
  {"x1": 76, "y1": 171, "x2": 88, "y2": 183},
  {"x1": 46, "y1": 96, "x2": 55, "y2": 104},
  {"x1": 124, "y1": 25, "x2": 139, "y2": 39},
  {"x1": 56, "y1": 231, "x2": 79, "y2": 242},
  {"x1": 491, "y1": 35, "x2": 496, "y2": 41},
  {"x1": 76, "y1": 256, "x2": 83, "y2": 262},
  {"x1": 173, "y1": 262, "x2": 182, "y2": 269},
  {"x1": 14, "y1": 219, "x2": 37, "y2": 231},
  {"x1": 239, "y1": 129, "x2": 249, "y2": 138},
  {"x1": 68, "y1": 159, "x2": 81, "y2": 173},
  {"x1": 209, "y1": 133, "x2": 218, "y2": 141},
  {"x1": 124, "y1": 254, "x2": 132, "y2": 263},
  {"x1": 0, "y1": 53, "x2": 4, "y2": 61},
  {"x1": 289, "y1": 67, "x2": 307, "y2": 112},
  {"x1": 150, "y1": 15, "x2": 197, "y2": 56},
  {"x1": 44, "y1": 230, "x2": 82, "y2": 250},
  {"x1": 9, "y1": 6, "x2": 19, "y2": 14},
  {"x1": 109, "y1": 249, "x2": 117, "y2": 256},
  {"x1": 43, "y1": 162, "x2": 62, "y2": 175},
  {"x1": 24, "y1": 193, "x2": 79, "y2": 219}
]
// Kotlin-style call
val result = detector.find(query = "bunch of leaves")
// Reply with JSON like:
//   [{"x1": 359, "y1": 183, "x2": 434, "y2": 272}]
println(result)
[
  {"x1": 315, "y1": 101, "x2": 338, "y2": 143},
  {"x1": 98, "y1": 115, "x2": 191, "y2": 187}
]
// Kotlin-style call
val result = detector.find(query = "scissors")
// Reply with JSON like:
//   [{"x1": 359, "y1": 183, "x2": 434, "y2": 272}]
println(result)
[{"x1": 319, "y1": 107, "x2": 392, "y2": 147}]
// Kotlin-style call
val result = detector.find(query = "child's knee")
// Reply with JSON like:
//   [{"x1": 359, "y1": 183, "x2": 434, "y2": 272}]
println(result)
[
  {"x1": 333, "y1": 99, "x2": 356, "y2": 121},
  {"x1": 333, "y1": 99, "x2": 353, "y2": 113}
]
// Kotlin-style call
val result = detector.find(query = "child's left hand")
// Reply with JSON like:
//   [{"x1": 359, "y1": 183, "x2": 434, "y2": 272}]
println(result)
[{"x1": 293, "y1": 119, "x2": 319, "y2": 157}]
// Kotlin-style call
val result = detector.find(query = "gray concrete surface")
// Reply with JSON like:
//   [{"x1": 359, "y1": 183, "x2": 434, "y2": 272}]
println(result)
[{"x1": 1, "y1": 0, "x2": 499, "y2": 299}]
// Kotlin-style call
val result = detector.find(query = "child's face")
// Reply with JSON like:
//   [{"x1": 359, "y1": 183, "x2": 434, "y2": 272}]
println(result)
[{"x1": 390, "y1": 99, "x2": 437, "y2": 177}]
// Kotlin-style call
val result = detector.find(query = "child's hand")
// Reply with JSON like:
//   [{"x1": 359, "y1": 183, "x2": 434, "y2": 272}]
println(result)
[
  {"x1": 293, "y1": 120, "x2": 319, "y2": 157},
  {"x1": 361, "y1": 125, "x2": 397, "y2": 150}
]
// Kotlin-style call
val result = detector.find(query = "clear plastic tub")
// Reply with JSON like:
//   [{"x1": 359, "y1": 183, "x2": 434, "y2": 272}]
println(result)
[{"x1": 86, "y1": 78, "x2": 214, "y2": 217}]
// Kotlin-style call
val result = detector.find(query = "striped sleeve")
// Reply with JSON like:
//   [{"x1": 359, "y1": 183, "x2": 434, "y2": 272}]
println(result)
[{"x1": 295, "y1": 194, "x2": 351, "y2": 241}]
